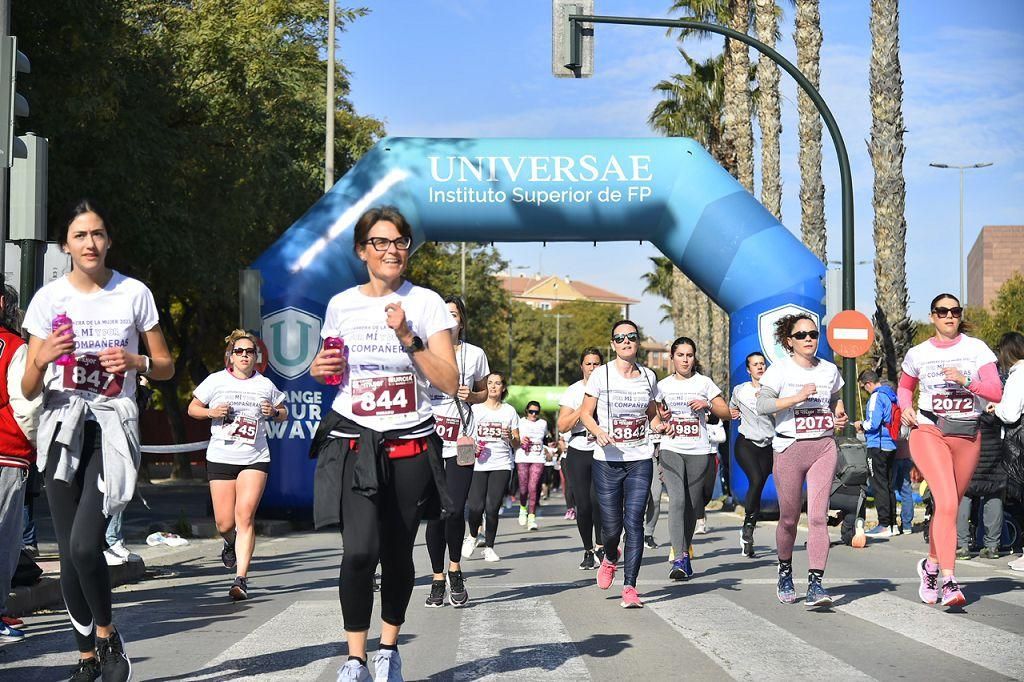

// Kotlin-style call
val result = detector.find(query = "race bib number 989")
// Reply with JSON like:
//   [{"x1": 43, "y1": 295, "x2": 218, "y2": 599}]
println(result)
[
  {"x1": 668, "y1": 416, "x2": 700, "y2": 439},
  {"x1": 63, "y1": 354, "x2": 124, "y2": 397}
]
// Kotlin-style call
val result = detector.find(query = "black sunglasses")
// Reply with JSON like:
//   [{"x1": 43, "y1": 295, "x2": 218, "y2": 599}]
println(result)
[
  {"x1": 232, "y1": 348, "x2": 256, "y2": 356},
  {"x1": 612, "y1": 332, "x2": 639, "y2": 344},
  {"x1": 526, "y1": 410, "x2": 540, "y2": 415},
  {"x1": 932, "y1": 306, "x2": 963, "y2": 318},
  {"x1": 360, "y1": 236, "x2": 412, "y2": 252},
  {"x1": 789, "y1": 330, "x2": 820, "y2": 341}
]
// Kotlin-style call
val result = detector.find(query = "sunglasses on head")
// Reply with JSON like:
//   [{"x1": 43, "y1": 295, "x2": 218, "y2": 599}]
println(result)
[
  {"x1": 232, "y1": 348, "x2": 256, "y2": 356},
  {"x1": 527, "y1": 409, "x2": 540, "y2": 415},
  {"x1": 932, "y1": 306, "x2": 963, "y2": 318},
  {"x1": 789, "y1": 330, "x2": 819, "y2": 341},
  {"x1": 360, "y1": 236, "x2": 412, "y2": 252},
  {"x1": 612, "y1": 332, "x2": 639, "y2": 343}
]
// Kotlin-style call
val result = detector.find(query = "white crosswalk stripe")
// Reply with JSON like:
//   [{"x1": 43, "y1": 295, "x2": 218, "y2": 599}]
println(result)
[{"x1": 648, "y1": 593, "x2": 874, "y2": 681}]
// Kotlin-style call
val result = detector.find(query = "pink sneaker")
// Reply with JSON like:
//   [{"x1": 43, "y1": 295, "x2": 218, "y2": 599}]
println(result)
[
  {"x1": 621, "y1": 585, "x2": 643, "y2": 608},
  {"x1": 596, "y1": 557, "x2": 617, "y2": 590},
  {"x1": 940, "y1": 576, "x2": 966, "y2": 607},
  {"x1": 916, "y1": 558, "x2": 939, "y2": 605}
]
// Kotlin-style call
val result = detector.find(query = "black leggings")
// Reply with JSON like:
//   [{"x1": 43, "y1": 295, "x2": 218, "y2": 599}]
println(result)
[
  {"x1": 45, "y1": 421, "x2": 111, "y2": 653},
  {"x1": 466, "y1": 469, "x2": 511, "y2": 548},
  {"x1": 699, "y1": 455, "x2": 717, "y2": 520},
  {"x1": 339, "y1": 444, "x2": 433, "y2": 632},
  {"x1": 564, "y1": 447, "x2": 602, "y2": 550},
  {"x1": 735, "y1": 434, "x2": 773, "y2": 518},
  {"x1": 425, "y1": 458, "x2": 474, "y2": 574}
]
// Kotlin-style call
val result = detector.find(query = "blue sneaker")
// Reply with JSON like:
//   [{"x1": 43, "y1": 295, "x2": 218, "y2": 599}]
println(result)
[
  {"x1": 0, "y1": 623, "x2": 24, "y2": 642},
  {"x1": 669, "y1": 558, "x2": 689, "y2": 581},
  {"x1": 777, "y1": 570, "x2": 797, "y2": 604},
  {"x1": 805, "y1": 574, "x2": 833, "y2": 608}
]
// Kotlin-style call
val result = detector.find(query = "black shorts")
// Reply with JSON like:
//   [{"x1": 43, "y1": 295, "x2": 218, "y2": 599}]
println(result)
[{"x1": 206, "y1": 460, "x2": 271, "y2": 481}]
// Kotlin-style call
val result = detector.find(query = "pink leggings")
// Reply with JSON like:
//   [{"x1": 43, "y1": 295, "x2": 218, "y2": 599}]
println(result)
[
  {"x1": 909, "y1": 425, "x2": 980, "y2": 571},
  {"x1": 517, "y1": 462, "x2": 545, "y2": 514},
  {"x1": 774, "y1": 438, "x2": 837, "y2": 571}
]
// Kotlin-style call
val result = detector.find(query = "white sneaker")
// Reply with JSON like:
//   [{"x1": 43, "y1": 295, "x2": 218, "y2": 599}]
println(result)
[
  {"x1": 695, "y1": 518, "x2": 707, "y2": 535},
  {"x1": 337, "y1": 659, "x2": 371, "y2": 682},
  {"x1": 482, "y1": 547, "x2": 500, "y2": 562},
  {"x1": 527, "y1": 514, "x2": 538, "y2": 531},
  {"x1": 889, "y1": 525, "x2": 902, "y2": 536},
  {"x1": 461, "y1": 535, "x2": 477, "y2": 560},
  {"x1": 104, "y1": 548, "x2": 128, "y2": 566},
  {"x1": 1009, "y1": 554, "x2": 1024, "y2": 572},
  {"x1": 372, "y1": 649, "x2": 402, "y2": 682}
]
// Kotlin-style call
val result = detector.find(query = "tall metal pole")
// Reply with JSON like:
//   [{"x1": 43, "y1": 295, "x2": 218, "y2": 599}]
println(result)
[
  {"x1": 928, "y1": 162, "x2": 993, "y2": 304},
  {"x1": 324, "y1": 0, "x2": 336, "y2": 193},
  {"x1": 555, "y1": 312, "x2": 560, "y2": 385},
  {"x1": 0, "y1": 0, "x2": 9, "y2": 281},
  {"x1": 460, "y1": 242, "x2": 466, "y2": 297}
]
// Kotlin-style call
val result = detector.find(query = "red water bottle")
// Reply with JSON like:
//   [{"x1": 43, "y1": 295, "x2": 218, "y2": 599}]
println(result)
[
  {"x1": 52, "y1": 313, "x2": 75, "y2": 367},
  {"x1": 323, "y1": 337, "x2": 345, "y2": 386}
]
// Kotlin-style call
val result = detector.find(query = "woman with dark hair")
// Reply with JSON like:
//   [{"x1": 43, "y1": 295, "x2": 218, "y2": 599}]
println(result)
[
  {"x1": 463, "y1": 371, "x2": 520, "y2": 562},
  {"x1": 579, "y1": 321, "x2": 668, "y2": 608},
  {"x1": 188, "y1": 329, "x2": 287, "y2": 601},
  {"x1": 558, "y1": 347, "x2": 605, "y2": 569},
  {"x1": 423, "y1": 295, "x2": 489, "y2": 609},
  {"x1": 657, "y1": 337, "x2": 730, "y2": 580},
  {"x1": 515, "y1": 400, "x2": 550, "y2": 530},
  {"x1": 23, "y1": 199, "x2": 174, "y2": 681},
  {"x1": 730, "y1": 351, "x2": 775, "y2": 557},
  {"x1": 899, "y1": 293, "x2": 1002, "y2": 608},
  {"x1": 756, "y1": 313, "x2": 846, "y2": 607},
  {"x1": 309, "y1": 206, "x2": 458, "y2": 681},
  {"x1": 992, "y1": 331, "x2": 1024, "y2": 572}
]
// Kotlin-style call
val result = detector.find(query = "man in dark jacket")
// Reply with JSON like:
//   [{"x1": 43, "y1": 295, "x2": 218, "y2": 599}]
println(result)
[
  {"x1": 856, "y1": 371, "x2": 900, "y2": 536},
  {"x1": 956, "y1": 412, "x2": 1006, "y2": 559}
]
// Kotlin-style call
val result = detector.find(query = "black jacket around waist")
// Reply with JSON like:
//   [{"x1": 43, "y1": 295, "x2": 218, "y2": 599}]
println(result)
[
  {"x1": 967, "y1": 412, "x2": 1008, "y2": 497},
  {"x1": 311, "y1": 409, "x2": 452, "y2": 530}
]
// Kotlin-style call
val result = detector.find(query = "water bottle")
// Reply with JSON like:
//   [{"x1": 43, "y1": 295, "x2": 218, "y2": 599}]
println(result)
[
  {"x1": 52, "y1": 313, "x2": 75, "y2": 367},
  {"x1": 323, "y1": 337, "x2": 345, "y2": 386}
]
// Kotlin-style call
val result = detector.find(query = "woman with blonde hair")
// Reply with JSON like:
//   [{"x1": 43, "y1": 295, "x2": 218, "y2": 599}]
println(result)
[{"x1": 189, "y1": 329, "x2": 287, "y2": 601}]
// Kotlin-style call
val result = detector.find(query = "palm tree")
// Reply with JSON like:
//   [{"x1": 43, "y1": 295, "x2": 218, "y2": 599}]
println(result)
[
  {"x1": 725, "y1": 0, "x2": 754, "y2": 193},
  {"x1": 755, "y1": 0, "x2": 781, "y2": 219},
  {"x1": 795, "y1": 0, "x2": 825, "y2": 262},
  {"x1": 642, "y1": 255, "x2": 676, "y2": 324},
  {"x1": 869, "y1": 0, "x2": 913, "y2": 381}
]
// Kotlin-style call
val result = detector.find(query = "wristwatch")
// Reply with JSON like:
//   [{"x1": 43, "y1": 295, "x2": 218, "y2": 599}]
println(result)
[
  {"x1": 140, "y1": 355, "x2": 152, "y2": 376},
  {"x1": 402, "y1": 336, "x2": 425, "y2": 354}
]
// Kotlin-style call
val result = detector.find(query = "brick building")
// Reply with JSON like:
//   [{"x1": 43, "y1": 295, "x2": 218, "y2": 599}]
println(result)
[{"x1": 967, "y1": 225, "x2": 1024, "y2": 308}]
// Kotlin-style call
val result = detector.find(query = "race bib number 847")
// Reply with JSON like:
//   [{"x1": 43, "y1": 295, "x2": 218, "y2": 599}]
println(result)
[{"x1": 63, "y1": 354, "x2": 124, "y2": 397}]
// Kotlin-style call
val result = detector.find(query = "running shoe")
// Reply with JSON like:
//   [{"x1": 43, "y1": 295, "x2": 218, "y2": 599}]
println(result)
[
  {"x1": 740, "y1": 526, "x2": 754, "y2": 558},
  {"x1": 595, "y1": 547, "x2": 606, "y2": 563},
  {"x1": 851, "y1": 517, "x2": 867, "y2": 549},
  {"x1": 644, "y1": 535, "x2": 658, "y2": 550},
  {"x1": 482, "y1": 547, "x2": 501, "y2": 562},
  {"x1": 668, "y1": 558, "x2": 689, "y2": 581},
  {"x1": 69, "y1": 657, "x2": 101, "y2": 682},
  {"x1": 917, "y1": 558, "x2": 939, "y2": 605},
  {"x1": 424, "y1": 579, "x2": 445, "y2": 608},
  {"x1": 460, "y1": 535, "x2": 477, "y2": 560},
  {"x1": 229, "y1": 576, "x2": 249, "y2": 601},
  {"x1": 0, "y1": 623, "x2": 24, "y2": 642},
  {"x1": 337, "y1": 659, "x2": 372, "y2": 682},
  {"x1": 680, "y1": 553, "x2": 693, "y2": 578},
  {"x1": 372, "y1": 649, "x2": 402, "y2": 682},
  {"x1": 956, "y1": 545, "x2": 971, "y2": 560},
  {"x1": 889, "y1": 525, "x2": 903, "y2": 536},
  {"x1": 107, "y1": 540, "x2": 133, "y2": 561},
  {"x1": 104, "y1": 548, "x2": 128, "y2": 566},
  {"x1": 940, "y1": 576, "x2": 966, "y2": 607},
  {"x1": 978, "y1": 547, "x2": 1001, "y2": 560},
  {"x1": 579, "y1": 549, "x2": 596, "y2": 570},
  {"x1": 776, "y1": 570, "x2": 797, "y2": 604},
  {"x1": 527, "y1": 514, "x2": 538, "y2": 531},
  {"x1": 805, "y1": 574, "x2": 832, "y2": 608},
  {"x1": 448, "y1": 570, "x2": 469, "y2": 607},
  {"x1": 695, "y1": 518, "x2": 707, "y2": 534},
  {"x1": 2, "y1": 615, "x2": 24, "y2": 627},
  {"x1": 620, "y1": 586, "x2": 644, "y2": 609},
  {"x1": 1008, "y1": 554, "x2": 1024, "y2": 572},
  {"x1": 596, "y1": 557, "x2": 617, "y2": 590},
  {"x1": 518, "y1": 506, "x2": 528, "y2": 526},
  {"x1": 221, "y1": 540, "x2": 237, "y2": 570},
  {"x1": 866, "y1": 524, "x2": 890, "y2": 537},
  {"x1": 96, "y1": 628, "x2": 132, "y2": 682},
  {"x1": 564, "y1": 508, "x2": 576, "y2": 520}
]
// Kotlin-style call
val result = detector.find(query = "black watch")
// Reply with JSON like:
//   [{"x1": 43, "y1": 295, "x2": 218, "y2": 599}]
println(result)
[{"x1": 402, "y1": 335, "x2": 425, "y2": 353}]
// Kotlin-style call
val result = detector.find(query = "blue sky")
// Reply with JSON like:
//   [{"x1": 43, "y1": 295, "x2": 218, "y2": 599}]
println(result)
[{"x1": 340, "y1": 0, "x2": 1024, "y2": 341}]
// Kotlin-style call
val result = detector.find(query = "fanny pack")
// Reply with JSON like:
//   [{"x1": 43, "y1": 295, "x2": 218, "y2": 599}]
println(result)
[
  {"x1": 454, "y1": 396, "x2": 477, "y2": 466},
  {"x1": 920, "y1": 409, "x2": 978, "y2": 438}
]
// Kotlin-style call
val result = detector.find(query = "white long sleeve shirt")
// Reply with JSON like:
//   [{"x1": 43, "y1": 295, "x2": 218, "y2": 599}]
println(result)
[{"x1": 995, "y1": 361, "x2": 1024, "y2": 425}]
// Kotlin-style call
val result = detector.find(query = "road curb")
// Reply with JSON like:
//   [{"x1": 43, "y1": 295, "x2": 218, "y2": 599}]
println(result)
[{"x1": 7, "y1": 558, "x2": 147, "y2": 617}]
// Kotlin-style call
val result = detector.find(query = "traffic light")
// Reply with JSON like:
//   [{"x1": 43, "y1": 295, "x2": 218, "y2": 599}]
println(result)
[
  {"x1": 0, "y1": 36, "x2": 30, "y2": 168},
  {"x1": 10, "y1": 133, "x2": 47, "y2": 241},
  {"x1": 551, "y1": 1, "x2": 594, "y2": 78}
]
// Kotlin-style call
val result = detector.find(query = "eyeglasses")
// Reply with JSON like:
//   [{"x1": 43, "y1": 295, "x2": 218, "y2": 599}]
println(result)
[
  {"x1": 789, "y1": 330, "x2": 820, "y2": 341},
  {"x1": 360, "y1": 236, "x2": 412, "y2": 252},
  {"x1": 612, "y1": 332, "x2": 639, "y2": 344},
  {"x1": 932, "y1": 306, "x2": 963, "y2": 318},
  {"x1": 232, "y1": 348, "x2": 256, "y2": 356},
  {"x1": 526, "y1": 410, "x2": 540, "y2": 415}
]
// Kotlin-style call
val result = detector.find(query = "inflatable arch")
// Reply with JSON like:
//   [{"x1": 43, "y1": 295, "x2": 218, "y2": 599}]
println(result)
[{"x1": 251, "y1": 137, "x2": 831, "y2": 513}]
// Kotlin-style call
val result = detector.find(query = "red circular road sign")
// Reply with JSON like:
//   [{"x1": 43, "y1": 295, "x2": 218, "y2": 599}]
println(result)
[{"x1": 827, "y1": 310, "x2": 875, "y2": 358}]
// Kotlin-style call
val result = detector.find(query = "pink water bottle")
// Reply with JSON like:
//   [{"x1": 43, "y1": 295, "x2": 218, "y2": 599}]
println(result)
[
  {"x1": 52, "y1": 313, "x2": 75, "y2": 367},
  {"x1": 323, "y1": 337, "x2": 346, "y2": 386}
]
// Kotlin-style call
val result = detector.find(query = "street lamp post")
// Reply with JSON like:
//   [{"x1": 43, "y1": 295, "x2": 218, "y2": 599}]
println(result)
[
  {"x1": 928, "y1": 162, "x2": 993, "y2": 303},
  {"x1": 507, "y1": 263, "x2": 529, "y2": 378},
  {"x1": 324, "y1": 0, "x2": 336, "y2": 193},
  {"x1": 552, "y1": 280, "x2": 572, "y2": 385}
]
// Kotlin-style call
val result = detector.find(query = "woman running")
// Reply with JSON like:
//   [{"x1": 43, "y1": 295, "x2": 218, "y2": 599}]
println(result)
[
  {"x1": 756, "y1": 314, "x2": 846, "y2": 607},
  {"x1": 901, "y1": 293, "x2": 1002, "y2": 607},
  {"x1": 188, "y1": 330, "x2": 287, "y2": 601},
  {"x1": 729, "y1": 351, "x2": 775, "y2": 558},
  {"x1": 579, "y1": 321, "x2": 667, "y2": 608},
  {"x1": 309, "y1": 206, "x2": 458, "y2": 682},
  {"x1": 516, "y1": 400, "x2": 549, "y2": 530},
  {"x1": 463, "y1": 372, "x2": 520, "y2": 562},
  {"x1": 423, "y1": 295, "x2": 489, "y2": 609},
  {"x1": 557, "y1": 348, "x2": 604, "y2": 569},
  {"x1": 23, "y1": 199, "x2": 174, "y2": 682},
  {"x1": 657, "y1": 337, "x2": 730, "y2": 581}
]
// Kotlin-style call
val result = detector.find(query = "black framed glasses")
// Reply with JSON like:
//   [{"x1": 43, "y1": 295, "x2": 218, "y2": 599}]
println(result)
[
  {"x1": 789, "y1": 330, "x2": 820, "y2": 341},
  {"x1": 232, "y1": 348, "x2": 256, "y2": 356},
  {"x1": 932, "y1": 306, "x2": 963, "y2": 318},
  {"x1": 360, "y1": 236, "x2": 412, "y2": 252},
  {"x1": 612, "y1": 332, "x2": 639, "y2": 344}
]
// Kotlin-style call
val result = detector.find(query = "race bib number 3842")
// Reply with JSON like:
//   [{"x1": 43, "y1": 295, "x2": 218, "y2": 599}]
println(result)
[
  {"x1": 63, "y1": 354, "x2": 124, "y2": 397},
  {"x1": 611, "y1": 416, "x2": 647, "y2": 445},
  {"x1": 352, "y1": 374, "x2": 416, "y2": 418}
]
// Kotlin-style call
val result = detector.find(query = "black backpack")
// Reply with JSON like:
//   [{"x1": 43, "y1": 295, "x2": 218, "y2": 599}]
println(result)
[{"x1": 1004, "y1": 418, "x2": 1024, "y2": 486}]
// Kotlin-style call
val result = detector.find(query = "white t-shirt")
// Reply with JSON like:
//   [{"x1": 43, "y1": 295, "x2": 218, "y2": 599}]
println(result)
[
  {"x1": 321, "y1": 281, "x2": 455, "y2": 433},
  {"x1": 472, "y1": 402, "x2": 519, "y2": 472},
  {"x1": 428, "y1": 341, "x2": 490, "y2": 458},
  {"x1": 515, "y1": 417, "x2": 549, "y2": 464},
  {"x1": 559, "y1": 380, "x2": 595, "y2": 452},
  {"x1": 759, "y1": 355, "x2": 844, "y2": 451},
  {"x1": 585, "y1": 362, "x2": 661, "y2": 462},
  {"x1": 901, "y1": 334, "x2": 997, "y2": 426},
  {"x1": 24, "y1": 271, "x2": 160, "y2": 403},
  {"x1": 193, "y1": 370, "x2": 286, "y2": 465},
  {"x1": 658, "y1": 373, "x2": 722, "y2": 456}
]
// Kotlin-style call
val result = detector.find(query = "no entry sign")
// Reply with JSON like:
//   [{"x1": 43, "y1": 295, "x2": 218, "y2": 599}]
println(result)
[{"x1": 827, "y1": 310, "x2": 875, "y2": 358}]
